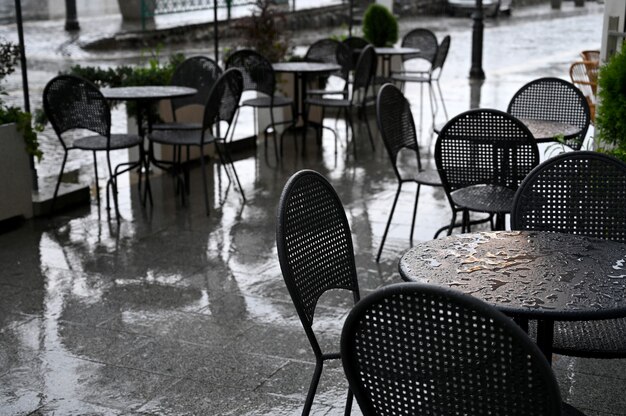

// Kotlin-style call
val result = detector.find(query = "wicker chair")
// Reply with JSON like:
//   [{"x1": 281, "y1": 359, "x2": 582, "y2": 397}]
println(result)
[
  {"x1": 304, "y1": 45, "x2": 377, "y2": 158},
  {"x1": 507, "y1": 77, "x2": 591, "y2": 150},
  {"x1": 148, "y1": 69, "x2": 244, "y2": 215},
  {"x1": 225, "y1": 50, "x2": 295, "y2": 154},
  {"x1": 43, "y1": 74, "x2": 145, "y2": 220},
  {"x1": 152, "y1": 56, "x2": 222, "y2": 131},
  {"x1": 512, "y1": 151, "x2": 626, "y2": 358},
  {"x1": 341, "y1": 282, "x2": 586, "y2": 416},
  {"x1": 570, "y1": 61, "x2": 598, "y2": 123},
  {"x1": 276, "y1": 169, "x2": 360, "y2": 416},
  {"x1": 391, "y1": 35, "x2": 451, "y2": 134},
  {"x1": 435, "y1": 108, "x2": 539, "y2": 235},
  {"x1": 375, "y1": 84, "x2": 442, "y2": 262}
]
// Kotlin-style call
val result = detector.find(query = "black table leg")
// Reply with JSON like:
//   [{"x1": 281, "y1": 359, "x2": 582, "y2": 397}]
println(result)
[{"x1": 536, "y1": 319, "x2": 554, "y2": 365}]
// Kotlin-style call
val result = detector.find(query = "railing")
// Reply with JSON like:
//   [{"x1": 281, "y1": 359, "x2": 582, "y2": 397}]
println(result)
[{"x1": 140, "y1": 0, "x2": 257, "y2": 29}]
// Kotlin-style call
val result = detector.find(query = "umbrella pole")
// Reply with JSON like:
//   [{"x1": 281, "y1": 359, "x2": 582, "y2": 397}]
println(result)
[
  {"x1": 214, "y1": 0, "x2": 219, "y2": 64},
  {"x1": 14, "y1": 0, "x2": 37, "y2": 190}
]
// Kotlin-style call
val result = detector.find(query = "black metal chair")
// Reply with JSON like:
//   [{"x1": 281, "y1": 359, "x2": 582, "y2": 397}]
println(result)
[
  {"x1": 43, "y1": 74, "x2": 145, "y2": 220},
  {"x1": 435, "y1": 108, "x2": 539, "y2": 235},
  {"x1": 304, "y1": 45, "x2": 377, "y2": 158},
  {"x1": 512, "y1": 151, "x2": 626, "y2": 358},
  {"x1": 398, "y1": 28, "x2": 439, "y2": 67},
  {"x1": 341, "y1": 282, "x2": 586, "y2": 416},
  {"x1": 391, "y1": 35, "x2": 451, "y2": 135},
  {"x1": 225, "y1": 49, "x2": 295, "y2": 155},
  {"x1": 152, "y1": 56, "x2": 222, "y2": 131},
  {"x1": 341, "y1": 36, "x2": 370, "y2": 72},
  {"x1": 148, "y1": 68, "x2": 245, "y2": 215},
  {"x1": 507, "y1": 77, "x2": 591, "y2": 150},
  {"x1": 375, "y1": 84, "x2": 443, "y2": 262},
  {"x1": 276, "y1": 169, "x2": 360, "y2": 416},
  {"x1": 305, "y1": 39, "x2": 351, "y2": 99}
]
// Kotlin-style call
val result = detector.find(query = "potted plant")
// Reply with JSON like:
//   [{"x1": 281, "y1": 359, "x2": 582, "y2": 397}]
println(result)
[
  {"x1": 595, "y1": 46, "x2": 626, "y2": 162},
  {"x1": 0, "y1": 39, "x2": 41, "y2": 222},
  {"x1": 362, "y1": 3, "x2": 398, "y2": 47}
]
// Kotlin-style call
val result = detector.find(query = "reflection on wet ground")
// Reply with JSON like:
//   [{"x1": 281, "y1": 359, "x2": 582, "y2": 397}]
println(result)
[{"x1": 1, "y1": 3, "x2": 625, "y2": 415}]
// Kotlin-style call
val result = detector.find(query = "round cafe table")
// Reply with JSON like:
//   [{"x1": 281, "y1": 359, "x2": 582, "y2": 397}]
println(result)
[
  {"x1": 374, "y1": 47, "x2": 421, "y2": 77},
  {"x1": 399, "y1": 231, "x2": 626, "y2": 363},
  {"x1": 517, "y1": 117, "x2": 581, "y2": 143}
]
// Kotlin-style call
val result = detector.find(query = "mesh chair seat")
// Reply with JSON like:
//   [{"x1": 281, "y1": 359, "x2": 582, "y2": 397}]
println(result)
[
  {"x1": 149, "y1": 129, "x2": 216, "y2": 147},
  {"x1": 399, "y1": 168, "x2": 441, "y2": 186},
  {"x1": 450, "y1": 184, "x2": 515, "y2": 214},
  {"x1": 152, "y1": 122, "x2": 203, "y2": 131},
  {"x1": 341, "y1": 283, "x2": 584, "y2": 416},
  {"x1": 73, "y1": 134, "x2": 143, "y2": 151},
  {"x1": 390, "y1": 72, "x2": 429, "y2": 83},
  {"x1": 242, "y1": 95, "x2": 292, "y2": 108},
  {"x1": 305, "y1": 96, "x2": 350, "y2": 108}
]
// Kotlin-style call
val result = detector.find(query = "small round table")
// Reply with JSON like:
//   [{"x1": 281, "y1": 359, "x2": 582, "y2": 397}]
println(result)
[
  {"x1": 399, "y1": 231, "x2": 626, "y2": 363},
  {"x1": 374, "y1": 47, "x2": 421, "y2": 77}
]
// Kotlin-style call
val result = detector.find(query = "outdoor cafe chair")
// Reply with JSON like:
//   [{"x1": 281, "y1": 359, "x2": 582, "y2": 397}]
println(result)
[
  {"x1": 304, "y1": 45, "x2": 377, "y2": 158},
  {"x1": 225, "y1": 49, "x2": 295, "y2": 157},
  {"x1": 341, "y1": 36, "x2": 370, "y2": 72},
  {"x1": 276, "y1": 169, "x2": 360, "y2": 416},
  {"x1": 507, "y1": 77, "x2": 591, "y2": 150},
  {"x1": 152, "y1": 56, "x2": 222, "y2": 132},
  {"x1": 391, "y1": 35, "x2": 451, "y2": 134},
  {"x1": 341, "y1": 282, "x2": 586, "y2": 416},
  {"x1": 304, "y1": 38, "x2": 351, "y2": 99},
  {"x1": 512, "y1": 150, "x2": 626, "y2": 358},
  {"x1": 398, "y1": 28, "x2": 439, "y2": 68},
  {"x1": 570, "y1": 61, "x2": 598, "y2": 123},
  {"x1": 375, "y1": 83, "x2": 442, "y2": 262},
  {"x1": 148, "y1": 68, "x2": 245, "y2": 215},
  {"x1": 43, "y1": 74, "x2": 145, "y2": 220},
  {"x1": 435, "y1": 108, "x2": 539, "y2": 235}
]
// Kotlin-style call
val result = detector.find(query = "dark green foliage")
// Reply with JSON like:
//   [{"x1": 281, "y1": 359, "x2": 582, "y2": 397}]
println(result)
[
  {"x1": 0, "y1": 38, "x2": 41, "y2": 160},
  {"x1": 234, "y1": 0, "x2": 290, "y2": 62},
  {"x1": 596, "y1": 47, "x2": 626, "y2": 161},
  {"x1": 362, "y1": 4, "x2": 398, "y2": 47}
]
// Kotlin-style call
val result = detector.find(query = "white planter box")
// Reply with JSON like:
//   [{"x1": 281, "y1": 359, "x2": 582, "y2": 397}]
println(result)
[{"x1": 0, "y1": 123, "x2": 33, "y2": 221}]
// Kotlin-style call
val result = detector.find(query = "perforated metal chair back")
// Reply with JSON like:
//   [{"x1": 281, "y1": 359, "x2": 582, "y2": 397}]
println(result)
[
  {"x1": 512, "y1": 151, "x2": 626, "y2": 243},
  {"x1": 431, "y1": 35, "x2": 451, "y2": 77},
  {"x1": 169, "y1": 56, "x2": 222, "y2": 113},
  {"x1": 507, "y1": 77, "x2": 591, "y2": 150},
  {"x1": 305, "y1": 38, "x2": 340, "y2": 64},
  {"x1": 202, "y1": 68, "x2": 244, "y2": 138},
  {"x1": 376, "y1": 84, "x2": 421, "y2": 173},
  {"x1": 435, "y1": 108, "x2": 539, "y2": 194},
  {"x1": 400, "y1": 28, "x2": 438, "y2": 63},
  {"x1": 225, "y1": 49, "x2": 276, "y2": 97},
  {"x1": 342, "y1": 36, "x2": 370, "y2": 70},
  {"x1": 352, "y1": 45, "x2": 376, "y2": 105},
  {"x1": 43, "y1": 74, "x2": 111, "y2": 142},
  {"x1": 341, "y1": 282, "x2": 563, "y2": 416},
  {"x1": 276, "y1": 170, "x2": 360, "y2": 329}
]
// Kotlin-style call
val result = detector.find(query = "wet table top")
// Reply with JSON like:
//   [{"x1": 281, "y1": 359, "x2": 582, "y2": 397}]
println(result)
[
  {"x1": 272, "y1": 62, "x2": 341, "y2": 74},
  {"x1": 374, "y1": 47, "x2": 421, "y2": 56},
  {"x1": 399, "y1": 231, "x2": 626, "y2": 321},
  {"x1": 101, "y1": 86, "x2": 197, "y2": 101},
  {"x1": 518, "y1": 118, "x2": 580, "y2": 143}
]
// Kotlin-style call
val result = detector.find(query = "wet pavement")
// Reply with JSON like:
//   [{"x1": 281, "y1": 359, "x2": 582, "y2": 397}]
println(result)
[{"x1": 2, "y1": 2, "x2": 626, "y2": 415}]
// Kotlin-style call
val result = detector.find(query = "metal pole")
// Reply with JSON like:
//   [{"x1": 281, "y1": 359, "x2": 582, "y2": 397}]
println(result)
[
  {"x1": 64, "y1": 0, "x2": 80, "y2": 31},
  {"x1": 14, "y1": 0, "x2": 37, "y2": 190},
  {"x1": 469, "y1": 0, "x2": 485, "y2": 80},
  {"x1": 349, "y1": 0, "x2": 353, "y2": 37},
  {"x1": 214, "y1": 0, "x2": 219, "y2": 64}
]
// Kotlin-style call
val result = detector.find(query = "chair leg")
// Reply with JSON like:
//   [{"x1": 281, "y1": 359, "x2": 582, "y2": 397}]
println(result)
[
  {"x1": 106, "y1": 151, "x2": 121, "y2": 221},
  {"x1": 93, "y1": 151, "x2": 102, "y2": 212},
  {"x1": 344, "y1": 388, "x2": 353, "y2": 416},
  {"x1": 199, "y1": 146, "x2": 210, "y2": 216},
  {"x1": 436, "y1": 79, "x2": 449, "y2": 121},
  {"x1": 361, "y1": 104, "x2": 375, "y2": 151},
  {"x1": 302, "y1": 358, "x2": 324, "y2": 416},
  {"x1": 376, "y1": 183, "x2": 402, "y2": 263},
  {"x1": 345, "y1": 109, "x2": 357, "y2": 160},
  {"x1": 216, "y1": 140, "x2": 246, "y2": 202},
  {"x1": 446, "y1": 210, "x2": 457, "y2": 236},
  {"x1": 410, "y1": 183, "x2": 421, "y2": 247}
]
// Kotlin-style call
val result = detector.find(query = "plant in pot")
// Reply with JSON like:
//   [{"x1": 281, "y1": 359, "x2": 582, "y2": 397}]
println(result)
[
  {"x1": 0, "y1": 38, "x2": 41, "y2": 222},
  {"x1": 595, "y1": 46, "x2": 626, "y2": 162},
  {"x1": 362, "y1": 3, "x2": 398, "y2": 47}
]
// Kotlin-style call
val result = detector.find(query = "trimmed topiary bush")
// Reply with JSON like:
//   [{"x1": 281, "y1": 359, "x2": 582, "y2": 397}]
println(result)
[{"x1": 362, "y1": 4, "x2": 398, "y2": 47}]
